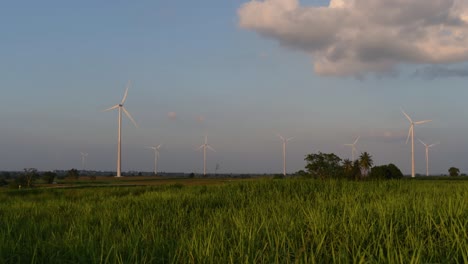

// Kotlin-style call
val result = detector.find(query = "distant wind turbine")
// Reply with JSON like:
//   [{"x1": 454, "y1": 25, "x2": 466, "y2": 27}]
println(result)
[
  {"x1": 104, "y1": 81, "x2": 138, "y2": 177},
  {"x1": 277, "y1": 134, "x2": 293, "y2": 176},
  {"x1": 80, "y1": 152, "x2": 88, "y2": 171},
  {"x1": 146, "y1": 144, "x2": 162, "y2": 175},
  {"x1": 418, "y1": 139, "x2": 439, "y2": 177},
  {"x1": 402, "y1": 108, "x2": 431, "y2": 178},
  {"x1": 197, "y1": 136, "x2": 215, "y2": 176},
  {"x1": 344, "y1": 136, "x2": 360, "y2": 161}
]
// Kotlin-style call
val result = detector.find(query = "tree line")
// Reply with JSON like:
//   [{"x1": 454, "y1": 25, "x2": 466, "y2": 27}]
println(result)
[{"x1": 298, "y1": 151, "x2": 403, "y2": 180}]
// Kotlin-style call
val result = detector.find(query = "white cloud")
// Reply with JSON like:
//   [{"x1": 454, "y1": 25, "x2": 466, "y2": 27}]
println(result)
[{"x1": 238, "y1": 0, "x2": 468, "y2": 77}]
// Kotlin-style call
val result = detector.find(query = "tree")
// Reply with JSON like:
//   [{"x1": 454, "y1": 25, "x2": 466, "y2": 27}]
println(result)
[
  {"x1": 294, "y1": 170, "x2": 310, "y2": 178},
  {"x1": 21, "y1": 168, "x2": 39, "y2": 188},
  {"x1": 351, "y1": 160, "x2": 362, "y2": 180},
  {"x1": 342, "y1": 158, "x2": 353, "y2": 172},
  {"x1": 369, "y1": 163, "x2": 403, "y2": 180},
  {"x1": 305, "y1": 152, "x2": 342, "y2": 179},
  {"x1": 42, "y1": 171, "x2": 57, "y2": 184},
  {"x1": 359, "y1": 152, "x2": 373, "y2": 177},
  {"x1": 448, "y1": 167, "x2": 460, "y2": 177},
  {"x1": 67, "y1": 169, "x2": 80, "y2": 180},
  {"x1": 1, "y1": 172, "x2": 11, "y2": 179},
  {"x1": 386, "y1": 164, "x2": 404, "y2": 179}
]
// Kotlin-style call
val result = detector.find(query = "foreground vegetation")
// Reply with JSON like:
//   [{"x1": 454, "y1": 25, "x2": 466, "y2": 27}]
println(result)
[{"x1": 1, "y1": 179, "x2": 467, "y2": 263}]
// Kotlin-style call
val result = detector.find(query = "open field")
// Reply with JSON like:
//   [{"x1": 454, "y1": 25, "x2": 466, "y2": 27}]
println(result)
[{"x1": 1, "y1": 178, "x2": 467, "y2": 263}]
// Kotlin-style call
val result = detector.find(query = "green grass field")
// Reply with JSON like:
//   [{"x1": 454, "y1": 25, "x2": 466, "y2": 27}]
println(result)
[{"x1": 1, "y1": 178, "x2": 467, "y2": 263}]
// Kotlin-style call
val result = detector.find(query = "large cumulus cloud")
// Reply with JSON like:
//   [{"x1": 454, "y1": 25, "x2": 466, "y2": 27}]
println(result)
[{"x1": 238, "y1": 0, "x2": 468, "y2": 77}]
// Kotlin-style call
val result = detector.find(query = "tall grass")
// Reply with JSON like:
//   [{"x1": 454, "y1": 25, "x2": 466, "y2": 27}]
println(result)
[{"x1": 0, "y1": 179, "x2": 467, "y2": 263}]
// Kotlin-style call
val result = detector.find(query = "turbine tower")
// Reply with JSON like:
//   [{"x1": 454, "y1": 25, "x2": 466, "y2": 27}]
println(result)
[
  {"x1": 197, "y1": 136, "x2": 215, "y2": 176},
  {"x1": 344, "y1": 136, "x2": 360, "y2": 161},
  {"x1": 80, "y1": 152, "x2": 88, "y2": 171},
  {"x1": 401, "y1": 109, "x2": 431, "y2": 178},
  {"x1": 104, "y1": 81, "x2": 138, "y2": 177},
  {"x1": 146, "y1": 144, "x2": 162, "y2": 175},
  {"x1": 277, "y1": 134, "x2": 293, "y2": 176},
  {"x1": 418, "y1": 139, "x2": 438, "y2": 177}
]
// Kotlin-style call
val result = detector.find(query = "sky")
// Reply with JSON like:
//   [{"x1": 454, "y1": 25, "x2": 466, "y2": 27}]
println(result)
[{"x1": 1, "y1": 0, "x2": 468, "y2": 175}]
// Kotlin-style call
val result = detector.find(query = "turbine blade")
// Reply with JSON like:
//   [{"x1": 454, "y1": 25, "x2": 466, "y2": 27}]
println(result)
[
  {"x1": 121, "y1": 80, "x2": 131, "y2": 104},
  {"x1": 122, "y1": 107, "x2": 138, "y2": 128},
  {"x1": 196, "y1": 145, "x2": 204, "y2": 151},
  {"x1": 103, "y1": 104, "x2": 120, "y2": 112},
  {"x1": 417, "y1": 138, "x2": 426, "y2": 146},
  {"x1": 405, "y1": 126, "x2": 412, "y2": 144},
  {"x1": 205, "y1": 136, "x2": 208, "y2": 144},
  {"x1": 207, "y1": 145, "x2": 216, "y2": 152},
  {"x1": 429, "y1": 142, "x2": 439, "y2": 147},
  {"x1": 353, "y1": 136, "x2": 360, "y2": 145},
  {"x1": 414, "y1": 120, "x2": 432, "y2": 125},
  {"x1": 286, "y1": 137, "x2": 294, "y2": 142},
  {"x1": 401, "y1": 109, "x2": 413, "y2": 123},
  {"x1": 276, "y1": 134, "x2": 284, "y2": 141},
  {"x1": 157, "y1": 144, "x2": 163, "y2": 149}
]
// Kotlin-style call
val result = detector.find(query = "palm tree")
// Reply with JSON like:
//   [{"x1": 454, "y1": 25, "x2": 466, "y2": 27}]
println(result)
[
  {"x1": 343, "y1": 159, "x2": 353, "y2": 172},
  {"x1": 359, "y1": 152, "x2": 373, "y2": 177}
]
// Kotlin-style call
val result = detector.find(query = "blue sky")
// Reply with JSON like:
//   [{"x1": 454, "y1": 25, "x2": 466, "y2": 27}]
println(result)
[{"x1": 1, "y1": 0, "x2": 467, "y2": 175}]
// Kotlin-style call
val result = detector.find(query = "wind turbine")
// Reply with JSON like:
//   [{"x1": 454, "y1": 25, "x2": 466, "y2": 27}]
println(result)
[
  {"x1": 401, "y1": 109, "x2": 431, "y2": 178},
  {"x1": 344, "y1": 136, "x2": 360, "y2": 161},
  {"x1": 80, "y1": 152, "x2": 88, "y2": 171},
  {"x1": 104, "y1": 81, "x2": 138, "y2": 177},
  {"x1": 418, "y1": 139, "x2": 439, "y2": 177},
  {"x1": 146, "y1": 144, "x2": 162, "y2": 175},
  {"x1": 197, "y1": 136, "x2": 215, "y2": 176},
  {"x1": 277, "y1": 134, "x2": 293, "y2": 176}
]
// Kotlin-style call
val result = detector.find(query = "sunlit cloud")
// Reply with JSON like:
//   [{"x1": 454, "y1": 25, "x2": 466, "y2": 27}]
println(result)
[
  {"x1": 196, "y1": 115, "x2": 205, "y2": 123},
  {"x1": 238, "y1": 0, "x2": 468, "y2": 77},
  {"x1": 168, "y1": 112, "x2": 177, "y2": 120}
]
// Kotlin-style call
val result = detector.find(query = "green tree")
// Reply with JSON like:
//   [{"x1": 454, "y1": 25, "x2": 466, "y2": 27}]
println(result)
[
  {"x1": 305, "y1": 152, "x2": 342, "y2": 179},
  {"x1": 351, "y1": 160, "x2": 362, "y2": 180},
  {"x1": 294, "y1": 170, "x2": 310, "y2": 178},
  {"x1": 67, "y1": 169, "x2": 80, "y2": 180},
  {"x1": 448, "y1": 167, "x2": 460, "y2": 177},
  {"x1": 386, "y1": 164, "x2": 403, "y2": 179},
  {"x1": 342, "y1": 159, "x2": 353, "y2": 172},
  {"x1": 359, "y1": 152, "x2": 373, "y2": 177},
  {"x1": 42, "y1": 171, "x2": 57, "y2": 184},
  {"x1": 369, "y1": 164, "x2": 403, "y2": 180},
  {"x1": 20, "y1": 168, "x2": 39, "y2": 188},
  {"x1": 1, "y1": 171, "x2": 11, "y2": 179}
]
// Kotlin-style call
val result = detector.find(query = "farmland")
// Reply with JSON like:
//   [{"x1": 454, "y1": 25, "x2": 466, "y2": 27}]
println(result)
[{"x1": 1, "y1": 178, "x2": 467, "y2": 263}]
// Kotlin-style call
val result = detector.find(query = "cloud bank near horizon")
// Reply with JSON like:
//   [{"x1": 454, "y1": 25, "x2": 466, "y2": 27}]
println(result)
[{"x1": 238, "y1": 0, "x2": 468, "y2": 77}]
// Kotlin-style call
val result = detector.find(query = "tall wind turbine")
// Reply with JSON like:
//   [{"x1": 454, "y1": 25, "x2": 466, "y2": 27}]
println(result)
[
  {"x1": 197, "y1": 136, "x2": 215, "y2": 176},
  {"x1": 80, "y1": 152, "x2": 88, "y2": 171},
  {"x1": 418, "y1": 139, "x2": 438, "y2": 177},
  {"x1": 402, "y1": 109, "x2": 431, "y2": 178},
  {"x1": 277, "y1": 134, "x2": 293, "y2": 176},
  {"x1": 344, "y1": 136, "x2": 360, "y2": 161},
  {"x1": 104, "y1": 81, "x2": 138, "y2": 177},
  {"x1": 146, "y1": 144, "x2": 162, "y2": 175}
]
